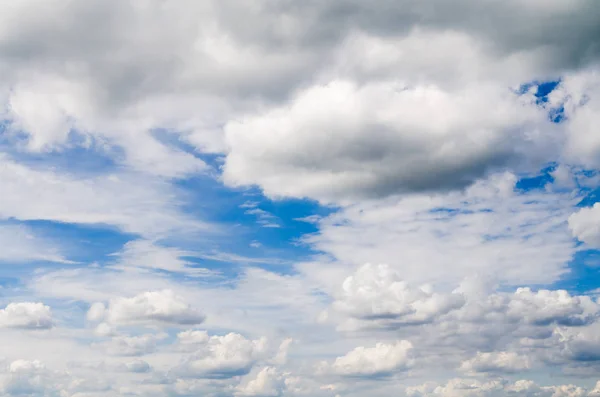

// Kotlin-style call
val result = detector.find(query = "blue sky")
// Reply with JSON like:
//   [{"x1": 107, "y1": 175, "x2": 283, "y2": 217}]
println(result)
[{"x1": 2, "y1": 1, "x2": 600, "y2": 397}]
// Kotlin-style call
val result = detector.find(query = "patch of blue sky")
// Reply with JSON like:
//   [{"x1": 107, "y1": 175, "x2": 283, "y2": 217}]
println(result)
[
  {"x1": 517, "y1": 79, "x2": 565, "y2": 122},
  {"x1": 0, "y1": 125, "x2": 122, "y2": 176},
  {"x1": 150, "y1": 128, "x2": 224, "y2": 172},
  {"x1": 550, "y1": 249, "x2": 600, "y2": 295},
  {"x1": 517, "y1": 79, "x2": 560, "y2": 102},
  {"x1": 172, "y1": 173, "x2": 334, "y2": 276},
  {"x1": 23, "y1": 220, "x2": 135, "y2": 263},
  {"x1": 515, "y1": 163, "x2": 557, "y2": 191},
  {"x1": 577, "y1": 186, "x2": 600, "y2": 207}
]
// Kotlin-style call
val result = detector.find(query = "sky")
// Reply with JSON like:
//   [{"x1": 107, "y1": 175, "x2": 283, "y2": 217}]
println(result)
[{"x1": 1, "y1": 1, "x2": 600, "y2": 396}]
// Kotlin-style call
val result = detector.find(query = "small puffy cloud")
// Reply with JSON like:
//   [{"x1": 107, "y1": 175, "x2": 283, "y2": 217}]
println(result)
[
  {"x1": 0, "y1": 302, "x2": 53, "y2": 329},
  {"x1": 324, "y1": 340, "x2": 414, "y2": 377},
  {"x1": 175, "y1": 331, "x2": 269, "y2": 379},
  {"x1": 459, "y1": 351, "x2": 531, "y2": 374},
  {"x1": 235, "y1": 367, "x2": 285, "y2": 397},
  {"x1": 87, "y1": 290, "x2": 205, "y2": 327},
  {"x1": 569, "y1": 203, "x2": 600, "y2": 247},
  {"x1": 8, "y1": 360, "x2": 45, "y2": 374},
  {"x1": 329, "y1": 264, "x2": 465, "y2": 330}
]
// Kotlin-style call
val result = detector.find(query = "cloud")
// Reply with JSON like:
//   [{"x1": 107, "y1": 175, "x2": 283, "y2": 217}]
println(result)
[
  {"x1": 459, "y1": 351, "x2": 531, "y2": 374},
  {"x1": 174, "y1": 331, "x2": 269, "y2": 379},
  {"x1": 0, "y1": 224, "x2": 68, "y2": 264},
  {"x1": 94, "y1": 333, "x2": 167, "y2": 357},
  {"x1": 87, "y1": 290, "x2": 205, "y2": 327},
  {"x1": 569, "y1": 203, "x2": 600, "y2": 247},
  {"x1": 0, "y1": 0, "x2": 600, "y2": 395},
  {"x1": 326, "y1": 264, "x2": 599, "y2": 333},
  {"x1": 125, "y1": 359, "x2": 151, "y2": 373},
  {"x1": 329, "y1": 263, "x2": 465, "y2": 329},
  {"x1": 324, "y1": 340, "x2": 414, "y2": 377},
  {"x1": 298, "y1": 173, "x2": 577, "y2": 287},
  {"x1": 235, "y1": 367, "x2": 285, "y2": 397},
  {"x1": 0, "y1": 302, "x2": 53, "y2": 329},
  {"x1": 223, "y1": 80, "x2": 556, "y2": 202},
  {"x1": 550, "y1": 69, "x2": 600, "y2": 169},
  {"x1": 0, "y1": 0, "x2": 595, "y2": 196},
  {"x1": 110, "y1": 239, "x2": 211, "y2": 276},
  {"x1": 0, "y1": 155, "x2": 202, "y2": 237},
  {"x1": 505, "y1": 287, "x2": 598, "y2": 327},
  {"x1": 406, "y1": 378, "x2": 592, "y2": 397}
]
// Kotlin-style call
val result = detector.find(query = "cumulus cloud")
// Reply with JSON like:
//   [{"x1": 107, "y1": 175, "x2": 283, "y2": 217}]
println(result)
[
  {"x1": 1, "y1": 0, "x2": 600, "y2": 395},
  {"x1": 222, "y1": 80, "x2": 555, "y2": 202},
  {"x1": 0, "y1": 302, "x2": 53, "y2": 329},
  {"x1": 0, "y1": 0, "x2": 595, "y2": 197},
  {"x1": 175, "y1": 331, "x2": 269, "y2": 379},
  {"x1": 327, "y1": 264, "x2": 599, "y2": 334},
  {"x1": 569, "y1": 203, "x2": 600, "y2": 247},
  {"x1": 328, "y1": 263, "x2": 465, "y2": 330},
  {"x1": 324, "y1": 340, "x2": 414, "y2": 377},
  {"x1": 235, "y1": 367, "x2": 285, "y2": 397},
  {"x1": 87, "y1": 290, "x2": 205, "y2": 327},
  {"x1": 505, "y1": 287, "x2": 598, "y2": 327}
]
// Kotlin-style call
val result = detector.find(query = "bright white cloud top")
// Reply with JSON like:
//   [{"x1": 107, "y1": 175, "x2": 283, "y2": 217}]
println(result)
[{"x1": 0, "y1": 1, "x2": 599, "y2": 396}]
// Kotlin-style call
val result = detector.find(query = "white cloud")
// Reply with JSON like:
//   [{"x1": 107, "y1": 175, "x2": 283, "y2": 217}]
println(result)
[
  {"x1": 569, "y1": 203, "x2": 600, "y2": 247},
  {"x1": 505, "y1": 287, "x2": 598, "y2": 327},
  {"x1": 87, "y1": 290, "x2": 205, "y2": 327},
  {"x1": 406, "y1": 378, "x2": 592, "y2": 397},
  {"x1": 325, "y1": 340, "x2": 414, "y2": 377},
  {"x1": 0, "y1": 0, "x2": 600, "y2": 395},
  {"x1": 94, "y1": 333, "x2": 167, "y2": 357},
  {"x1": 110, "y1": 239, "x2": 211, "y2": 276},
  {"x1": 0, "y1": 224, "x2": 68, "y2": 264},
  {"x1": 299, "y1": 173, "x2": 577, "y2": 287},
  {"x1": 175, "y1": 331, "x2": 269, "y2": 379},
  {"x1": 459, "y1": 351, "x2": 531, "y2": 374},
  {"x1": 235, "y1": 367, "x2": 285, "y2": 397},
  {"x1": 329, "y1": 263, "x2": 465, "y2": 330},
  {"x1": 223, "y1": 80, "x2": 555, "y2": 203},
  {"x1": 0, "y1": 302, "x2": 53, "y2": 329},
  {"x1": 0, "y1": 155, "x2": 202, "y2": 237},
  {"x1": 550, "y1": 69, "x2": 600, "y2": 170}
]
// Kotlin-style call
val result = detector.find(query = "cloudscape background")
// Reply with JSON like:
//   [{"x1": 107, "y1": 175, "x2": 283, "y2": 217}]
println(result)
[{"x1": 1, "y1": 1, "x2": 600, "y2": 396}]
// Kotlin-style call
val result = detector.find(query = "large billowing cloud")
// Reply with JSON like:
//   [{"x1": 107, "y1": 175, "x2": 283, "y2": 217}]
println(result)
[
  {"x1": 0, "y1": 0, "x2": 596, "y2": 199},
  {"x1": 222, "y1": 81, "x2": 556, "y2": 202}
]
